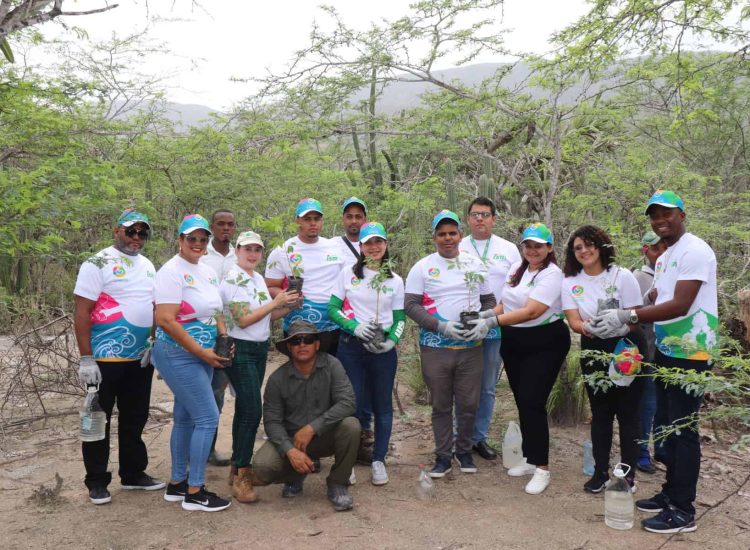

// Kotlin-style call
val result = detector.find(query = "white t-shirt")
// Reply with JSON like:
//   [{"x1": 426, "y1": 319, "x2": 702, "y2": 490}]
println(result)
[
  {"x1": 265, "y1": 236, "x2": 343, "y2": 331},
  {"x1": 336, "y1": 236, "x2": 362, "y2": 268},
  {"x1": 154, "y1": 254, "x2": 223, "y2": 349},
  {"x1": 405, "y1": 251, "x2": 491, "y2": 348},
  {"x1": 200, "y1": 240, "x2": 237, "y2": 280},
  {"x1": 561, "y1": 266, "x2": 643, "y2": 321},
  {"x1": 73, "y1": 246, "x2": 156, "y2": 360},
  {"x1": 331, "y1": 266, "x2": 405, "y2": 330},
  {"x1": 500, "y1": 262, "x2": 564, "y2": 327},
  {"x1": 652, "y1": 233, "x2": 718, "y2": 360},
  {"x1": 220, "y1": 267, "x2": 272, "y2": 342}
]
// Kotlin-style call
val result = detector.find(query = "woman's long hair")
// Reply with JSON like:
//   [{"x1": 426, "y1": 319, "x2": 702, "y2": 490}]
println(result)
[
  {"x1": 508, "y1": 246, "x2": 557, "y2": 287},
  {"x1": 353, "y1": 246, "x2": 393, "y2": 280},
  {"x1": 562, "y1": 225, "x2": 616, "y2": 277}
]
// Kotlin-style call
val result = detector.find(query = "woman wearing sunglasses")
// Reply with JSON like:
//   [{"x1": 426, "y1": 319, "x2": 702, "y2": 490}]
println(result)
[
  {"x1": 327, "y1": 222, "x2": 405, "y2": 486},
  {"x1": 218, "y1": 231, "x2": 299, "y2": 503},
  {"x1": 152, "y1": 214, "x2": 232, "y2": 512},
  {"x1": 561, "y1": 225, "x2": 645, "y2": 493}
]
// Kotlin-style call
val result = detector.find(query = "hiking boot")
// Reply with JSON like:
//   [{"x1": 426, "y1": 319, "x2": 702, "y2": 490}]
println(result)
[
  {"x1": 181, "y1": 486, "x2": 231, "y2": 512},
  {"x1": 227, "y1": 464, "x2": 238, "y2": 486},
  {"x1": 248, "y1": 466, "x2": 269, "y2": 487},
  {"x1": 208, "y1": 450, "x2": 231, "y2": 467},
  {"x1": 121, "y1": 473, "x2": 166, "y2": 491},
  {"x1": 583, "y1": 470, "x2": 610, "y2": 494},
  {"x1": 327, "y1": 482, "x2": 354, "y2": 511},
  {"x1": 642, "y1": 506, "x2": 696, "y2": 534},
  {"x1": 371, "y1": 461, "x2": 388, "y2": 486},
  {"x1": 281, "y1": 477, "x2": 305, "y2": 498},
  {"x1": 88, "y1": 486, "x2": 111, "y2": 505},
  {"x1": 455, "y1": 452, "x2": 478, "y2": 473},
  {"x1": 428, "y1": 455, "x2": 452, "y2": 479},
  {"x1": 164, "y1": 480, "x2": 187, "y2": 502},
  {"x1": 232, "y1": 467, "x2": 258, "y2": 503},
  {"x1": 636, "y1": 492, "x2": 670, "y2": 513}
]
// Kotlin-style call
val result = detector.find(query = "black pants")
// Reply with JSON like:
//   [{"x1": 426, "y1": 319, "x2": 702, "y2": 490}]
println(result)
[
  {"x1": 502, "y1": 320, "x2": 571, "y2": 466},
  {"x1": 654, "y1": 350, "x2": 709, "y2": 515},
  {"x1": 82, "y1": 360, "x2": 154, "y2": 489},
  {"x1": 580, "y1": 332, "x2": 646, "y2": 476}
]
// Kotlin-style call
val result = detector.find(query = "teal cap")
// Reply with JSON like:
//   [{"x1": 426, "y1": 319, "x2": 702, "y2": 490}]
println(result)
[
  {"x1": 645, "y1": 190, "x2": 684, "y2": 214},
  {"x1": 295, "y1": 198, "x2": 323, "y2": 218},
  {"x1": 431, "y1": 210, "x2": 461, "y2": 233},
  {"x1": 342, "y1": 197, "x2": 367, "y2": 215},
  {"x1": 521, "y1": 223, "x2": 554, "y2": 244},
  {"x1": 117, "y1": 208, "x2": 150, "y2": 228},
  {"x1": 178, "y1": 214, "x2": 211, "y2": 235},
  {"x1": 641, "y1": 231, "x2": 661, "y2": 246},
  {"x1": 359, "y1": 222, "x2": 387, "y2": 243}
]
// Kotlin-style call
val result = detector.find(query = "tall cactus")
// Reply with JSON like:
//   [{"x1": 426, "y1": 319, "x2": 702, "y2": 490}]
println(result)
[
  {"x1": 479, "y1": 174, "x2": 495, "y2": 202},
  {"x1": 444, "y1": 160, "x2": 458, "y2": 212},
  {"x1": 482, "y1": 157, "x2": 493, "y2": 181}
]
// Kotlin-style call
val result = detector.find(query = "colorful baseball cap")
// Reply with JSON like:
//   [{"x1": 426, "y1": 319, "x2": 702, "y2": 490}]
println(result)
[
  {"x1": 117, "y1": 208, "x2": 150, "y2": 228},
  {"x1": 359, "y1": 222, "x2": 387, "y2": 243},
  {"x1": 178, "y1": 214, "x2": 211, "y2": 235},
  {"x1": 236, "y1": 230, "x2": 264, "y2": 248},
  {"x1": 342, "y1": 197, "x2": 367, "y2": 214},
  {"x1": 521, "y1": 223, "x2": 554, "y2": 244},
  {"x1": 645, "y1": 189, "x2": 684, "y2": 214},
  {"x1": 296, "y1": 198, "x2": 323, "y2": 218},
  {"x1": 431, "y1": 209, "x2": 461, "y2": 233},
  {"x1": 641, "y1": 231, "x2": 661, "y2": 246}
]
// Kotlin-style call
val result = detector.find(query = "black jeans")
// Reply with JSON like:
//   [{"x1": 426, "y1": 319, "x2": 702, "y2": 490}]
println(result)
[
  {"x1": 581, "y1": 332, "x2": 646, "y2": 476},
  {"x1": 501, "y1": 320, "x2": 571, "y2": 466},
  {"x1": 83, "y1": 360, "x2": 154, "y2": 489},
  {"x1": 654, "y1": 350, "x2": 709, "y2": 515}
]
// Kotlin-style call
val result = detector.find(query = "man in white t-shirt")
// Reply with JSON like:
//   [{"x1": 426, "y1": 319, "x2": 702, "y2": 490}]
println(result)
[
  {"x1": 405, "y1": 210, "x2": 496, "y2": 479},
  {"x1": 266, "y1": 198, "x2": 344, "y2": 355},
  {"x1": 73, "y1": 209, "x2": 165, "y2": 505},
  {"x1": 459, "y1": 197, "x2": 521, "y2": 461},
  {"x1": 199, "y1": 209, "x2": 237, "y2": 467},
  {"x1": 592, "y1": 190, "x2": 717, "y2": 534},
  {"x1": 337, "y1": 197, "x2": 367, "y2": 268}
]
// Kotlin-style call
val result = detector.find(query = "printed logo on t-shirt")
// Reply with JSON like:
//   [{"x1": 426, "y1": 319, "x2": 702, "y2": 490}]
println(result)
[
  {"x1": 655, "y1": 261, "x2": 663, "y2": 273},
  {"x1": 571, "y1": 284, "x2": 584, "y2": 298},
  {"x1": 184, "y1": 274, "x2": 195, "y2": 286},
  {"x1": 209, "y1": 276, "x2": 218, "y2": 286},
  {"x1": 146, "y1": 270, "x2": 155, "y2": 279},
  {"x1": 493, "y1": 254, "x2": 507, "y2": 261},
  {"x1": 289, "y1": 253, "x2": 303, "y2": 265},
  {"x1": 326, "y1": 254, "x2": 339, "y2": 262},
  {"x1": 351, "y1": 276, "x2": 362, "y2": 286},
  {"x1": 112, "y1": 265, "x2": 126, "y2": 278},
  {"x1": 428, "y1": 267, "x2": 440, "y2": 278}
]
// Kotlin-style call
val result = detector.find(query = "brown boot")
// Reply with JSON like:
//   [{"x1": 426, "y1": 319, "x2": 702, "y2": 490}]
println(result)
[
  {"x1": 228, "y1": 464, "x2": 238, "y2": 486},
  {"x1": 247, "y1": 466, "x2": 269, "y2": 487},
  {"x1": 232, "y1": 467, "x2": 258, "y2": 503}
]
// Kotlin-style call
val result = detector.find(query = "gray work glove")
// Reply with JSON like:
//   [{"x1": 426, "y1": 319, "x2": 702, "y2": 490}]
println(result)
[
  {"x1": 478, "y1": 309, "x2": 498, "y2": 319},
  {"x1": 363, "y1": 341, "x2": 380, "y2": 353},
  {"x1": 79, "y1": 355, "x2": 102, "y2": 386},
  {"x1": 465, "y1": 315, "x2": 499, "y2": 341},
  {"x1": 353, "y1": 323, "x2": 377, "y2": 342},
  {"x1": 437, "y1": 321, "x2": 470, "y2": 341},
  {"x1": 589, "y1": 309, "x2": 631, "y2": 338},
  {"x1": 373, "y1": 339, "x2": 396, "y2": 354},
  {"x1": 140, "y1": 337, "x2": 153, "y2": 368}
]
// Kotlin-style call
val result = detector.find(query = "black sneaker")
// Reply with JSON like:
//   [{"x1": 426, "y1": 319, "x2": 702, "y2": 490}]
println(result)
[
  {"x1": 281, "y1": 477, "x2": 305, "y2": 498},
  {"x1": 88, "y1": 486, "x2": 111, "y2": 505},
  {"x1": 472, "y1": 440, "x2": 498, "y2": 460},
  {"x1": 583, "y1": 471, "x2": 610, "y2": 494},
  {"x1": 428, "y1": 456, "x2": 452, "y2": 479},
  {"x1": 636, "y1": 456, "x2": 657, "y2": 474},
  {"x1": 326, "y1": 482, "x2": 354, "y2": 511},
  {"x1": 164, "y1": 480, "x2": 187, "y2": 502},
  {"x1": 642, "y1": 506, "x2": 697, "y2": 534},
  {"x1": 636, "y1": 492, "x2": 670, "y2": 513},
  {"x1": 455, "y1": 452, "x2": 478, "y2": 473},
  {"x1": 181, "y1": 486, "x2": 231, "y2": 512},
  {"x1": 122, "y1": 473, "x2": 166, "y2": 491}
]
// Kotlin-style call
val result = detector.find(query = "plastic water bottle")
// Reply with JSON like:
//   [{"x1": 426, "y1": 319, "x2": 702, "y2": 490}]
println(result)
[
  {"x1": 502, "y1": 421, "x2": 523, "y2": 469},
  {"x1": 582, "y1": 440, "x2": 595, "y2": 476},
  {"x1": 80, "y1": 386, "x2": 107, "y2": 442},
  {"x1": 416, "y1": 465, "x2": 436, "y2": 501},
  {"x1": 605, "y1": 463, "x2": 634, "y2": 530}
]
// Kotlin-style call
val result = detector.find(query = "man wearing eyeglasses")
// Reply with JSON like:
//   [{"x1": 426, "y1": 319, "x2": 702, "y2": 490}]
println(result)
[
  {"x1": 459, "y1": 197, "x2": 521, "y2": 461},
  {"x1": 73, "y1": 209, "x2": 165, "y2": 505},
  {"x1": 252, "y1": 320, "x2": 359, "y2": 511}
]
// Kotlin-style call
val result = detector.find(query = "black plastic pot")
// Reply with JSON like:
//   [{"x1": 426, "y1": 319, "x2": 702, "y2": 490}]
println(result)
[
  {"x1": 214, "y1": 334, "x2": 232, "y2": 367},
  {"x1": 287, "y1": 276, "x2": 304, "y2": 309},
  {"x1": 368, "y1": 320, "x2": 385, "y2": 345},
  {"x1": 459, "y1": 311, "x2": 480, "y2": 332}
]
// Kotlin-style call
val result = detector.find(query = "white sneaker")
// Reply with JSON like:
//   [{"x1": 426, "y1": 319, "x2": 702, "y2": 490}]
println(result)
[
  {"x1": 371, "y1": 461, "x2": 389, "y2": 486},
  {"x1": 349, "y1": 471, "x2": 356, "y2": 485},
  {"x1": 507, "y1": 461, "x2": 536, "y2": 477},
  {"x1": 524, "y1": 468, "x2": 550, "y2": 495}
]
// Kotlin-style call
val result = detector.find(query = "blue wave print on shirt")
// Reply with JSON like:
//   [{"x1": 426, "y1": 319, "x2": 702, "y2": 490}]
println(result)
[
  {"x1": 283, "y1": 298, "x2": 339, "y2": 332},
  {"x1": 156, "y1": 321, "x2": 217, "y2": 350},
  {"x1": 92, "y1": 321, "x2": 151, "y2": 360}
]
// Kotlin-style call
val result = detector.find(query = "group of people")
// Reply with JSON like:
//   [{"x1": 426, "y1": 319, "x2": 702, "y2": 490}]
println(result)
[{"x1": 73, "y1": 189, "x2": 717, "y2": 534}]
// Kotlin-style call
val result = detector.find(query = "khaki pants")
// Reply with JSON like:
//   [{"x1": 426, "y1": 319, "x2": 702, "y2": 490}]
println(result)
[{"x1": 254, "y1": 417, "x2": 360, "y2": 486}]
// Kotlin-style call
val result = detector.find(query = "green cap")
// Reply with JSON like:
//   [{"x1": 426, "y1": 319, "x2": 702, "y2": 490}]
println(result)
[{"x1": 641, "y1": 231, "x2": 661, "y2": 246}]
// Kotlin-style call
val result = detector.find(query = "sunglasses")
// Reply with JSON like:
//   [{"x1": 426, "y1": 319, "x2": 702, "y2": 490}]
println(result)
[
  {"x1": 185, "y1": 235, "x2": 210, "y2": 244},
  {"x1": 288, "y1": 335, "x2": 317, "y2": 346},
  {"x1": 469, "y1": 211, "x2": 493, "y2": 219},
  {"x1": 124, "y1": 227, "x2": 150, "y2": 239}
]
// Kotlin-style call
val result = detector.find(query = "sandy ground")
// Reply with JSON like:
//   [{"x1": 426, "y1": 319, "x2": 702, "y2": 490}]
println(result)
[{"x1": 1, "y1": 350, "x2": 749, "y2": 550}]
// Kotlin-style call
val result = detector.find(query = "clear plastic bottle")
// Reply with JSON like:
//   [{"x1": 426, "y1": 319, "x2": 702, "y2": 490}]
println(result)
[
  {"x1": 80, "y1": 386, "x2": 107, "y2": 442},
  {"x1": 416, "y1": 465, "x2": 436, "y2": 501},
  {"x1": 605, "y1": 463, "x2": 634, "y2": 530},
  {"x1": 502, "y1": 421, "x2": 523, "y2": 469},
  {"x1": 582, "y1": 439, "x2": 595, "y2": 476}
]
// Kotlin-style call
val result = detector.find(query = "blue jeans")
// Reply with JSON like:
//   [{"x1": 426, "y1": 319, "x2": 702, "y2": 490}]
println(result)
[
  {"x1": 472, "y1": 338, "x2": 501, "y2": 444},
  {"x1": 336, "y1": 333, "x2": 397, "y2": 462},
  {"x1": 153, "y1": 340, "x2": 219, "y2": 487},
  {"x1": 639, "y1": 369, "x2": 666, "y2": 460}
]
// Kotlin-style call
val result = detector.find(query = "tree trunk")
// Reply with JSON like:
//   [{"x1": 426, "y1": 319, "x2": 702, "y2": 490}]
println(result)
[{"x1": 739, "y1": 289, "x2": 750, "y2": 343}]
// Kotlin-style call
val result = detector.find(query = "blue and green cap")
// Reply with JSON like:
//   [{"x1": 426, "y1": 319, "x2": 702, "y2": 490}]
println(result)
[
  {"x1": 342, "y1": 196, "x2": 367, "y2": 215},
  {"x1": 359, "y1": 222, "x2": 387, "y2": 243},
  {"x1": 296, "y1": 198, "x2": 323, "y2": 218},
  {"x1": 645, "y1": 190, "x2": 684, "y2": 214},
  {"x1": 521, "y1": 223, "x2": 554, "y2": 244},
  {"x1": 431, "y1": 209, "x2": 461, "y2": 233},
  {"x1": 178, "y1": 214, "x2": 211, "y2": 235},
  {"x1": 641, "y1": 231, "x2": 661, "y2": 246},
  {"x1": 117, "y1": 208, "x2": 150, "y2": 228}
]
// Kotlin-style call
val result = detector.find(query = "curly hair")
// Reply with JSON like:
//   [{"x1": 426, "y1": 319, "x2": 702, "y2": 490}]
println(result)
[{"x1": 563, "y1": 225, "x2": 616, "y2": 277}]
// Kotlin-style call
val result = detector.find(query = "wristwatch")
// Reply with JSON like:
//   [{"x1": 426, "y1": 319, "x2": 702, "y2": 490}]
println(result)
[{"x1": 628, "y1": 310, "x2": 639, "y2": 325}]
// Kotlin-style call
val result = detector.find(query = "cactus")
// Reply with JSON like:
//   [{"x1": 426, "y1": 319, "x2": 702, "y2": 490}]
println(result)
[
  {"x1": 479, "y1": 174, "x2": 495, "y2": 203},
  {"x1": 444, "y1": 160, "x2": 458, "y2": 212},
  {"x1": 482, "y1": 157, "x2": 493, "y2": 180}
]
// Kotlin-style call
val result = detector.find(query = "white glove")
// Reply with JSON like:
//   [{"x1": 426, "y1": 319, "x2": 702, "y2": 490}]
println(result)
[
  {"x1": 437, "y1": 321, "x2": 470, "y2": 341},
  {"x1": 354, "y1": 323, "x2": 377, "y2": 342},
  {"x1": 589, "y1": 309, "x2": 631, "y2": 338},
  {"x1": 363, "y1": 341, "x2": 381, "y2": 353},
  {"x1": 79, "y1": 355, "x2": 101, "y2": 386},
  {"x1": 373, "y1": 339, "x2": 396, "y2": 354},
  {"x1": 478, "y1": 309, "x2": 497, "y2": 319},
  {"x1": 140, "y1": 337, "x2": 153, "y2": 368},
  {"x1": 465, "y1": 316, "x2": 499, "y2": 341}
]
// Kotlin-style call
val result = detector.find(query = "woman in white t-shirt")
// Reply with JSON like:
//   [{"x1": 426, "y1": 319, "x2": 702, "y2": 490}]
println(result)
[
  {"x1": 152, "y1": 214, "x2": 232, "y2": 512},
  {"x1": 218, "y1": 231, "x2": 298, "y2": 503},
  {"x1": 561, "y1": 225, "x2": 646, "y2": 493},
  {"x1": 327, "y1": 223, "x2": 405, "y2": 487}
]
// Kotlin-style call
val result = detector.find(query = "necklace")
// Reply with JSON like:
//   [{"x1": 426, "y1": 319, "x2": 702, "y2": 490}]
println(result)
[{"x1": 469, "y1": 236, "x2": 491, "y2": 263}]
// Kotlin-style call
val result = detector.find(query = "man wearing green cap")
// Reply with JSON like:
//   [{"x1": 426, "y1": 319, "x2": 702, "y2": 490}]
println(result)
[
  {"x1": 73, "y1": 209, "x2": 165, "y2": 505},
  {"x1": 592, "y1": 190, "x2": 717, "y2": 534}
]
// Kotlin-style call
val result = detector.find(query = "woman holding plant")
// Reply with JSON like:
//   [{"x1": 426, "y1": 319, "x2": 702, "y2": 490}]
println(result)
[
  {"x1": 328, "y1": 222, "x2": 405, "y2": 486},
  {"x1": 561, "y1": 225, "x2": 646, "y2": 493},
  {"x1": 218, "y1": 231, "x2": 299, "y2": 503}
]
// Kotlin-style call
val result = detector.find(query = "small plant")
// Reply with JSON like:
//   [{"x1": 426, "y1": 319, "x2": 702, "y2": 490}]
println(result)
[
  {"x1": 365, "y1": 257, "x2": 396, "y2": 344},
  {"x1": 446, "y1": 255, "x2": 486, "y2": 329}
]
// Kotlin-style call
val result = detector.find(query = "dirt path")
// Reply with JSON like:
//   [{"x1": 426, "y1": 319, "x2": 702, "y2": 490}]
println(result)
[{"x1": 1, "y1": 351, "x2": 749, "y2": 549}]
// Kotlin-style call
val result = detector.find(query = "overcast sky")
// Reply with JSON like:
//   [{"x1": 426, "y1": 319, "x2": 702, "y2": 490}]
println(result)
[{"x1": 38, "y1": 0, "x2": 594, "y2": 109}]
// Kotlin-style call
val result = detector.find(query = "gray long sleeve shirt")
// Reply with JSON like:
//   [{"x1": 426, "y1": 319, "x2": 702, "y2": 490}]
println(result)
[{"x1": 263, "y1": 352, "x2": 356, "y2": 456}]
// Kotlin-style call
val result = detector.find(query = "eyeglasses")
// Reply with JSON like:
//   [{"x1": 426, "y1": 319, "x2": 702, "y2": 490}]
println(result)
[
  {"x1": 185, "y1": 235, "x2": 210, "y2": 244},
  {"x1": 573, "y1": 242, "x2": 597, "y2": 253},
  {"x1": 288, "y1": 335, "x2": 317, "y2": 346},
  {"x1": 124, "y1": 227, "x2": 150, "y2": 239},
  {"x1": 469, "y1": 211, "x2": 493, "y2": 219}
]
